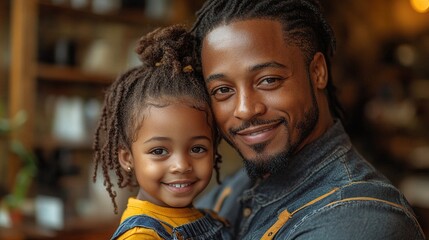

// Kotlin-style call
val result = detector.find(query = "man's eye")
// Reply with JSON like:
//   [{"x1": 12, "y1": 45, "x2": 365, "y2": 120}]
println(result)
[
  {"x1": 258, "y1": 77, "x2": 285, "y2": 89},
  {"x1": 150, "y1": 148, "x2": 168, "y2": 155},
  {"x1": 211, "y1": 86, "x2": 234, "y2": 101},
  {"x1": 191, "y1": 146, "x2": 207, "y2": 154},
  {"x1": 213, "y1": 86, "x2": 232, "y2": 95},
  {"x1": 260, "y1": 77, "x2": 280, "y2": 84}
]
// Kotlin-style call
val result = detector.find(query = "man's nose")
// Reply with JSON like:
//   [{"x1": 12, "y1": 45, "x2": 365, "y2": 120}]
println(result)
[{"x1": 233, "y1": 91, "x2": 266, "y2": 121}]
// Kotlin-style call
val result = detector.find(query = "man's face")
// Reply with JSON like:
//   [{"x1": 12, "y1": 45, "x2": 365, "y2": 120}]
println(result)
[{"x1": 201, "y1": 19, "x2": 327, "y2": 178}]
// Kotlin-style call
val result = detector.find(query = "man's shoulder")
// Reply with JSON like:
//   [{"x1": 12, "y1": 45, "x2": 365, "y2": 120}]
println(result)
[
  {"x1": 196, "y1": 168, "x2": 251, "y2": 214},
  {"x1": 282, "y1": 201, "x2": 425, "y2": 239},
  {"x1": 222, "y1": 168, "x2": 250, "y2": 186},
  {"x1": 275, "y1": 181, "x2": 426, "y2": 239}
]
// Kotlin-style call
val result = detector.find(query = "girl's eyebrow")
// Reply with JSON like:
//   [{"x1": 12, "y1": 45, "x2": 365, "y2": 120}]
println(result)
[
  {"x1": 144, "y1": 136, "x2": 212, "y2": 144},
  {"x1": 144, "y1": 136, "x2": 170, "y2": 144},
  {"x1": 191, "y1": 136, "x2": 212, "y2": 142}
]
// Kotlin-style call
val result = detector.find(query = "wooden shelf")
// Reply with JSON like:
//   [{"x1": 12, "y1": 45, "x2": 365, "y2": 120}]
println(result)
[
  {"x1": 38, "y1": 0, "x2": 168, "y2": 27},
  {"x1": 37, "y1": 64, "x2": 115, "y2": 85},
  {"x1": 0, "y1": 216, "x2": 118, "y2": 240},
  {"x1": 34, "y1": 135, "x2": 94, "y2": 151}
]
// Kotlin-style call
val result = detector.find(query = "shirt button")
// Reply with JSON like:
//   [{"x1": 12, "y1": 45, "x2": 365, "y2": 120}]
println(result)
[{"x1": 243, "y1": 207, "x2": 252, "y2": 217}]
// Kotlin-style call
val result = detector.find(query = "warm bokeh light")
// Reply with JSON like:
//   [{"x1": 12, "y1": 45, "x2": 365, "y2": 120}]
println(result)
[{"x1": 410, "y1": 0, "x2": 429, "y2": 13}]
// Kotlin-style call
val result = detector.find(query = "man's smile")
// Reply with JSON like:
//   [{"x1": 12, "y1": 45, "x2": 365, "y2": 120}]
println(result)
[{"x1": 233, "y1": 119, "x2": 285, "y2": 146}]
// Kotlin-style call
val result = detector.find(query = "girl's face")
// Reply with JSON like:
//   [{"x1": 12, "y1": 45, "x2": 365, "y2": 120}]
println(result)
[{"x1": 120, "y1": 103, "x2": 214, "y2": 208}]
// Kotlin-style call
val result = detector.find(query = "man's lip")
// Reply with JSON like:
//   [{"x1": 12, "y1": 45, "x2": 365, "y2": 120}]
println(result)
[
  {"x1": 234, "y1": 121, "x2": 283, "y2": 145},
  {"x1": 235, "y1": 121, "x2": 283, "y2": 136}
]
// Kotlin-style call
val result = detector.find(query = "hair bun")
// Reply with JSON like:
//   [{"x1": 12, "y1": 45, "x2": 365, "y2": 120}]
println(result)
[{"x1": 135, "y1": 24, "x2": 195, "y2": 72}]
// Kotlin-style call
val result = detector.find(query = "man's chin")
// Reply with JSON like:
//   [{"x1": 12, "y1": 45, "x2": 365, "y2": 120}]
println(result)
[
  {"x1": 243, "y1": 159, "x2": 270, "y2": 181},
  {"x1": 242, "y1": 150, "x2": 291, "y2": 181}
]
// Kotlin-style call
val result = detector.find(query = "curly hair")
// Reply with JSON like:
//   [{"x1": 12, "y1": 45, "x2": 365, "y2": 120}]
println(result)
[
  {"x1": 191, "y1": 0, "x2": 344, "y2": 120},
  {"x1": 92, "y1": 24, "x2": 222, "y2": 213}
]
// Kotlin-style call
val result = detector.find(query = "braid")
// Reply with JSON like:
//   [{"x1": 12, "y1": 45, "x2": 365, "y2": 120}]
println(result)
[
  {"x1": 192, "y1": 0, "x2": 344, "y2": 120},
  {"x1": 93, "y1": 25, "x2": 222, "y2": 213}
]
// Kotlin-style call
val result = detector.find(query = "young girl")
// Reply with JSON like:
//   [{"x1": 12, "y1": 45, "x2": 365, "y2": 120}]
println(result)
[{"x1": 92, "y1": 25, "x2": 231, "y2": 239}]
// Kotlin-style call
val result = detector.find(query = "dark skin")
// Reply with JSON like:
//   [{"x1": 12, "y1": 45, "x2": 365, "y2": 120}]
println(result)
[{"x1": 201, "y1": 19, "x2": 334, "y2": 177}]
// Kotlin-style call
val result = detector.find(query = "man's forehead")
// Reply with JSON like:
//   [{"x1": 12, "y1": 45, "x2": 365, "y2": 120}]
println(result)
[{"x1": 203, "y1": 19, "x2": 284, "y2": 49}]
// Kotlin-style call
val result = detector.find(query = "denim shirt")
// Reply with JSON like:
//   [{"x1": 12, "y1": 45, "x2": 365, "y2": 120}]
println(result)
[{"x1": 197, "y1": 121, "x2": 426, "y2": 239}]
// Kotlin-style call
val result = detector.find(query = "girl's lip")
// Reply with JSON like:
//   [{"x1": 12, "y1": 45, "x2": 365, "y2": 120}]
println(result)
[
  {"x1": 167, "y1": 182, "x2": 192, "y2": 188},
  {"x1": 164, "y1": 179, "x2": 195, "y2": 185},
  {"x1": 163, "y1": 181, "x2": 195, "y2": 194}
]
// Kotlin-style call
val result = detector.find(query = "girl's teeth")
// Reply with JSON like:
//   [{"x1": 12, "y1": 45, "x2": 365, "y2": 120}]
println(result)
[{"x1": 170, "y1": 183, "x2": 190, "y2": 188}]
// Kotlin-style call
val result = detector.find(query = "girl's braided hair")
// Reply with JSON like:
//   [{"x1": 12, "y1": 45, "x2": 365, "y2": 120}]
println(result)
[
  {"x1": 92, "y1": 24, "x2": 222, "y2": 213},
  {"x1": 191, "y1": 0, "x2": 344, "y2": 120}
]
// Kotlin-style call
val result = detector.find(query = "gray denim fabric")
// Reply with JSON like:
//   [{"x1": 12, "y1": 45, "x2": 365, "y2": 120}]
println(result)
[{"x1": 197, "y1": 120, "x2": 426, "y2": 239}]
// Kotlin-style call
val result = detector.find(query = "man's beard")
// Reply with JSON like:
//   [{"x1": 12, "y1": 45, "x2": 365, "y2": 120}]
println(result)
[
  {"x1": 229, "y1": 90, "x2": 319, "y2": 181},
  {"x1": 242, "y1": 142, "x2": 292, "y2": 181}
]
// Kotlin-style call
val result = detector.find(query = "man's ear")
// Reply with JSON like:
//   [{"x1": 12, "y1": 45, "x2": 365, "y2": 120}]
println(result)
[
  {"x1": 118, "y1": 146, "x2": 133, "y2": 171},
  {"x1": 310, "y1": 52, "x2": 328, "y2": 90}
]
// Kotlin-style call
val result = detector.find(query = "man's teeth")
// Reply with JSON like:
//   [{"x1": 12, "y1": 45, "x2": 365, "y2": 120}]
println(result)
[
  {"x1": 249, "y1": 127, "x2": 272, "y2": 136},
  {"x1": 169, "y1": 183, "x2": 191, "y2": 188}
]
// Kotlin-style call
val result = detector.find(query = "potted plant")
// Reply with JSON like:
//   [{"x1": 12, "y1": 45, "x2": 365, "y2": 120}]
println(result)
[{"x1": 0, "y1": 110, "x2": 37, "y2": 227}]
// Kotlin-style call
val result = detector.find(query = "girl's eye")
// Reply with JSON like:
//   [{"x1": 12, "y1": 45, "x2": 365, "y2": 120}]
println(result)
[
  {"x1": 150, "y1": 148, "x2": 168, "y2": 155},
  {"x1": 191, "y1": 146, "x2": 207, "y2": 154}
]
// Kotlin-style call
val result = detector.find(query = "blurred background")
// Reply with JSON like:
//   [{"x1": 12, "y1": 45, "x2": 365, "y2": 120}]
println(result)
[{"x1": 0, "y1": 0, "x2": 428, "y2": 239}]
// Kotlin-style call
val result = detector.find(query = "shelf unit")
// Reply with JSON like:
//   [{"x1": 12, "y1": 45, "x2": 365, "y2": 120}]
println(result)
[
  {"x1": 0, "y1": 0, "x2": 11, "y2": 195},
  {"x1": 37, "y1": 63, "x2": 113, "y2": 84},
  {"x1": 7, "y1": 0, "x2": 204, "y2": 237},
  {"x1": 9, "y1": 0, "x2": 176, "y2": 165}
]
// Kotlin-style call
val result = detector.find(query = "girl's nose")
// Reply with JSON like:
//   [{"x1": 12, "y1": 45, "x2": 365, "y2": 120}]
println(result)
[{"x1": 170, "y1": 155, "x2": 192, "y2": 173}]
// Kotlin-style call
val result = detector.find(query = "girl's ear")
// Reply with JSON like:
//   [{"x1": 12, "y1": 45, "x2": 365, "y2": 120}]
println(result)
[
  {"x1": 310, "y1": 52, "x2": 328, "y2": 90},
  {"x1": 118, "y1": 146, "x2": 134, "y2": 171}
]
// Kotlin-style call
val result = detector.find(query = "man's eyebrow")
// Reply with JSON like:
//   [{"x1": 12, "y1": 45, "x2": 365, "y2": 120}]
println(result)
[
  {"x1": 250, "y1": 61, "x2": 287, "y2": 72},
  {"x1": 205, "y1": 61, "x2": 287, "y2": 83},
  {"x1": 205, "y1": 73, "x2": 225, "y2": 83}
]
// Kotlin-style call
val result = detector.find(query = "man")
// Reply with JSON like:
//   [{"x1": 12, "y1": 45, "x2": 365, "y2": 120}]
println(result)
[{"x1": 191, "y1": 0, "x2": 426, "y2": 239}]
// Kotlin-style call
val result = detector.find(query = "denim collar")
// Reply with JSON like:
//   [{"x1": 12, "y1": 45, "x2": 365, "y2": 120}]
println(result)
[{"x1": 241, "y1": 120, "x2": 352, "y2": 205}]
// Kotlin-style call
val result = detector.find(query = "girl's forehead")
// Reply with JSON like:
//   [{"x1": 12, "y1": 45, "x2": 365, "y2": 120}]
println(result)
[
  {"x1": 146, "y1": 96, "x2": 209, "y2": 109},
  {"x1": 135, "y1": 102, "x2": 214, "y2": 140}
]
